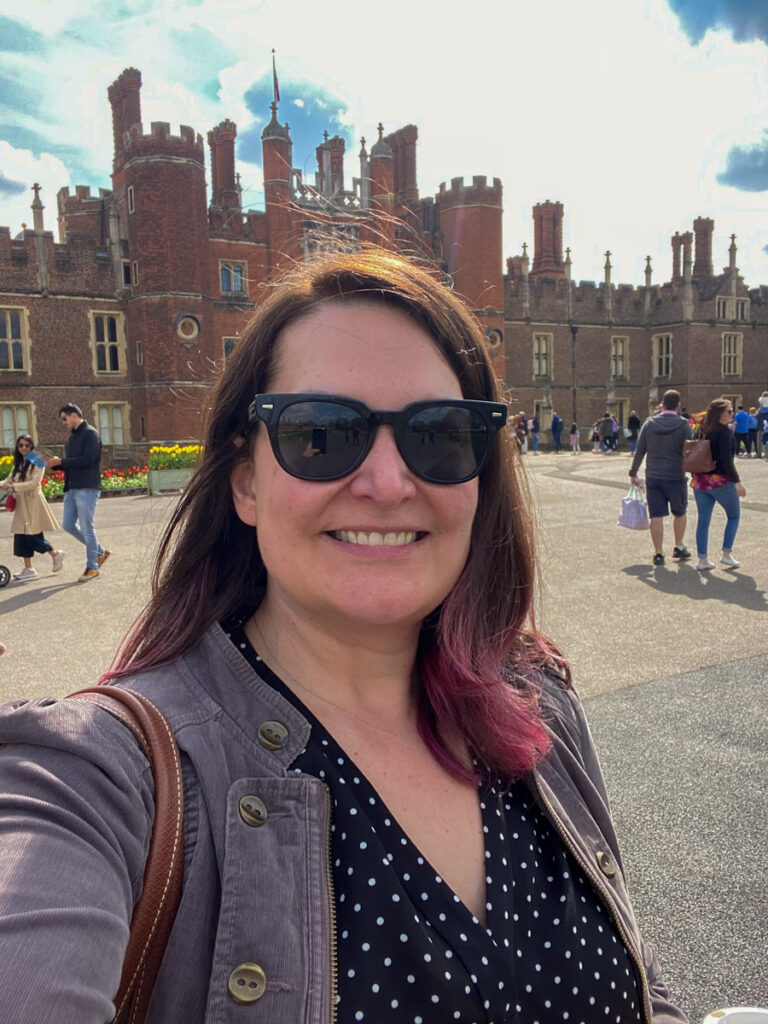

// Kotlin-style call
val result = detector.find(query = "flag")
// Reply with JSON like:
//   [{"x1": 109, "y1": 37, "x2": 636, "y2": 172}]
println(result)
[{"x1": 272, "y1": 49, "x2": 280, "y2": 104}]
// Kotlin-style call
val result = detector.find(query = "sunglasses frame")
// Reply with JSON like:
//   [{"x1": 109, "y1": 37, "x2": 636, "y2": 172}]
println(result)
[{"x1": 248, "y1": 393, "x2": 508, "y2": 484}]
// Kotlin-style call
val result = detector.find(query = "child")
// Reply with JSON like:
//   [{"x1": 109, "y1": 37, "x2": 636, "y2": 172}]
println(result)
[{"x1": 569, "y1": 423, "x2": 581, "y2": 454}]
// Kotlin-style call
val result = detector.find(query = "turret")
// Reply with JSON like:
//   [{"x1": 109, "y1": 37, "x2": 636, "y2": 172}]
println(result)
[
  {"x1": 368, "y1": 124, "x2": 395, "y2": 243},
  {"x1": 208, "y1": 119, "x2": 241, "y2": 226},
  {"x1": 385, "y1": 125, "x2": 419, "y2": 206},
  {"x1": 261, "y1": 102, "x2": 299, "y2": 271},
  {"x1": 436, "y1": 175, "x2": 504, "y2": 367},
  {"x1": 671, "y1": 231, "x2": 682, "y2": 283},
  {"x1": 108, "y1": 68, "x2": 142, "y2": 173}
]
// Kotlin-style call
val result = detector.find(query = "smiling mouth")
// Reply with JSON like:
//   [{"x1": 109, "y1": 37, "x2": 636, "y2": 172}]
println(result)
[{"x1": 330, "y1": 530, "x2": 421, "y2": 546}]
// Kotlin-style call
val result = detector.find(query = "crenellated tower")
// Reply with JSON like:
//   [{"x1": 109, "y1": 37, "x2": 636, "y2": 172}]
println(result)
[{"x1": 436, "y1": 175, "x2": 504, "y2": 367}]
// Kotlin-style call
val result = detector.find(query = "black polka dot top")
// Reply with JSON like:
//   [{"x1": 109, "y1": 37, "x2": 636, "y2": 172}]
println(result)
[{"x1": 225, "y1": 619, "x2": 643, "y2": 1024}]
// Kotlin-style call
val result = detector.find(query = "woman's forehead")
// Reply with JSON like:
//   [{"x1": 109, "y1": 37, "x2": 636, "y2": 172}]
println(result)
[{"x1": 268, "y1": 301, "x2": 462, "y2": 400}]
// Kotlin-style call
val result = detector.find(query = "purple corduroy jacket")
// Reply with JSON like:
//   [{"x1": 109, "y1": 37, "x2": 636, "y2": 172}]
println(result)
[{"x1": 0, "y1": 623, "x2": 687, "y2": 1023}]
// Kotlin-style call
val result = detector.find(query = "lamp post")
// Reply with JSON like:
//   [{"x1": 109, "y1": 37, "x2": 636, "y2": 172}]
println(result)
[{"x1": 569, "y1": 324, "x2": 579, "y2": 425}]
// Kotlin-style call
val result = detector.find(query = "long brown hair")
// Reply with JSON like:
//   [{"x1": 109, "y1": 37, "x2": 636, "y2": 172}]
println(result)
[
  {"x1": 699, "y1": 398, "x2": 732, "y2": 438},
  {"x1": 106, "y1": 248, "x2": 566, "y2": 782}
]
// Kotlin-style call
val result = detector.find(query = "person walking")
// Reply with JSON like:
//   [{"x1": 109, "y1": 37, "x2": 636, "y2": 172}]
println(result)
[
  {"x1": 43, "y1": 403, "x2": 110, "y2": 582},
  {"x1": 568, "y1": 422, "x2": 581, "y2": 454},
  {"x1": 627, "y1": 410, "x2": 642, "y2": 454},
  {"x1": 732, "y1": 405, "x2": 749, "y2": 456},
  {"x1": 1, "y1": 435, "x2": 65, "y2": 581},
  {"x1": 599, "y1": 411, "x2": 613, "y2": 453},
  {"x1": 691, "y1": 398, "x2": 746, "y2": 571},
  {"x1": 530, "y1": 413, "x2": 540, "y2": 455},
  {"x1": 550, "y1": 410, "x2": 563, "y2": 452},
  {"x1": 747, "y1": 407, "x2": 759, "y2": 457},
  {"x1": 629, "y1": 389, "x2": 692, "y2": 565}
]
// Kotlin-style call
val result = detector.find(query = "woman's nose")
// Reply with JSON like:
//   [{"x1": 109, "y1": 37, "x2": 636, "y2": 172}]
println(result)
[{"x1": 347, "y1": 426, "x2": 417, "y2": 502}]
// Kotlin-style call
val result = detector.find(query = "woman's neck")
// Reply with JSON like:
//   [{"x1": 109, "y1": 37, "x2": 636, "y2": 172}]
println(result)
[{"x1": 246, "y1": 595, "x2": 421, "y2": 729}]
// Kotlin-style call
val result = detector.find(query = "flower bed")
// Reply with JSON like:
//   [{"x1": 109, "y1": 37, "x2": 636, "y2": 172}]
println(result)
[{"x1": 147, "y1": 445, "x2": 201, "y2": 470}]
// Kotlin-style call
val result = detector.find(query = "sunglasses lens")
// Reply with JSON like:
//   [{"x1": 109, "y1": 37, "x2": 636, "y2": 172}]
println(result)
[
  {"x1": 275, "y1": 401, "x2": 368, "y2": 480},
  {"x1": 402, "y1": 406, "x2": 488, "y2": 483}
]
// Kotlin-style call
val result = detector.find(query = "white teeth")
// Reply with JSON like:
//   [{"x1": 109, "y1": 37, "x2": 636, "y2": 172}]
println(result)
[{"x1": 333, "y1": 530, "x2": 418, "y2": 546}]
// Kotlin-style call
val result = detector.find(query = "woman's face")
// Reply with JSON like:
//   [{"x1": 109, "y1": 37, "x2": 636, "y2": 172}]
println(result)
[
  {"x1": 231, "y1": 301, "x2": 479, "y2": 637},
  {"x1": 16, "y1": 438, "x2": 32, "y2": 455},
  {"x1": 720, "y1": 405, "x2": 734, "y2": 426}
]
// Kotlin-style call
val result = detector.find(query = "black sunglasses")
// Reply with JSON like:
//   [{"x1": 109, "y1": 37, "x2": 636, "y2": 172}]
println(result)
[{"x1": 249, "y1": 393, "x2": 508, "y2": 484}]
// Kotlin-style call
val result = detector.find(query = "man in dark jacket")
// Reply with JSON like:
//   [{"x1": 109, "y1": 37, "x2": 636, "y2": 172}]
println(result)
[
  {"x1": 629, "y1": 389, "x2": 692, "y2": 566},
  {"x1": 45, "y1": 404, "x2": 110, "y2": 582}
]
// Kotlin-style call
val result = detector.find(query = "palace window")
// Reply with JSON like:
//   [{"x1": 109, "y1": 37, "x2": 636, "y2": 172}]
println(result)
[
  {"x1": 722, "y1": 333, "x2": 742, "y2": 376},
  {"x1": 610, "y1": 336, "x2": 629, "y2": 378},
  {"x1": 132, "y1": 260, "x2": 139, "y2": 286},
  {"x1": 222, "y1": 337, "x2": 237, "y2": 360},
  {"x1": 122, "y1": 261, "x2": 132, "y2": 287},
  {"x1": 1, "y1": 403, "x2": 33, "y2": 447},
  {"x1": 716, "y1": 296, "x2": 749, "y2": 321},
  {"x1": 95, "y1": 403, "x2": 128, "y2": 445},
  {"x1": 220, "y1": 260, "x2": 247, "y2": 295},
  {"x1": 127, "y1": 186, "x2": 135, "y2": 214},
  {"x1": 653, "y1": 334, "x2": 672, "y2": 378},
  {"x1": 0, "y1": 307, "x2": 29, "y2": 371},
  {"x1": 533, "y1": 333, "x2": 552, "y2": 378},
  {"x1": 90, "y1": 312, "x2": 126, "y2": 374}
]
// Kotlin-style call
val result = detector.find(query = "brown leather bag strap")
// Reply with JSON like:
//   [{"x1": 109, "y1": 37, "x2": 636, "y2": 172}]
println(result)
[{"x1": 68, "y1": 685, "x2": 184, "y2": 1024}]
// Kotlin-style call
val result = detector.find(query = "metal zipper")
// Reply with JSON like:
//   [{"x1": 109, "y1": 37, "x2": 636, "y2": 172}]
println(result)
[
  {"x1": 530, "y1": 773, "x2": 653, "y2": 1024},
  {"x1": 323, "y1": 783, "x2": 339, "y2": 1024}
]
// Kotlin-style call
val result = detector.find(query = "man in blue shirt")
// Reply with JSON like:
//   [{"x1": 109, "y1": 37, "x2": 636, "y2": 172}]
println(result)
[{"x1": 732, "y1": 406, "x2": 749, "y2": 456}]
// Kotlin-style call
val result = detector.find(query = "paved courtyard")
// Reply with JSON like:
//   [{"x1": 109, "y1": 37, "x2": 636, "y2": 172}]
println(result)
[{"x1": 1, "y1": 450, "x2": 766, "y2": 1020}]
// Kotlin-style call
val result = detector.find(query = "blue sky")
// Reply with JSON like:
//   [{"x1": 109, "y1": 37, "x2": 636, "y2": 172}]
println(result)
[{"x1": 1, "y1": 0, "x2": 767, "y2": 286}]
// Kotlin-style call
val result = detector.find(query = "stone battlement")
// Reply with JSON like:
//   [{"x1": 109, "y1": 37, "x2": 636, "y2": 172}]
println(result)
[
  {"x1": 436, "y1": 175, "x2": 502, "y2": 207},
  {"x1": 123, "y1": 121, "x2": 204, "y2": 160}
]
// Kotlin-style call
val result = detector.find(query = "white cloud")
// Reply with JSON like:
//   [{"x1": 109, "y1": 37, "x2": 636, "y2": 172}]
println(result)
[
  {"x1": 1, "y1": 0, "x2": 767, "y2": 283},
  {"x1": 0, "y1": 143, "x2": 72, "y2": 237}
]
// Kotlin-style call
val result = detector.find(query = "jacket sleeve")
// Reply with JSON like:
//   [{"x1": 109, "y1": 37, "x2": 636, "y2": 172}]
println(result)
[
  {"x1": 0, "y1": 698, "x2": 154, "y2": 1024},
  {"x1": 536, "y1": 682, "x2": 688, "y2": 1024},
  {"x1": 60, "y1": 428, "x2": 101, "y2": 470},
  {"x1": 6, "y1": 463, "x2": 44, "y2": 493},
  {"x1": 561, "y1": 689, "x2": 688, "y2": 1024}
]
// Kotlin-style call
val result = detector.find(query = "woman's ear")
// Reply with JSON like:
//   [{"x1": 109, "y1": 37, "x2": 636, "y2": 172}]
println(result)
[{"x1": 230, "y1": 457, "x2": 258, "y2": 527}]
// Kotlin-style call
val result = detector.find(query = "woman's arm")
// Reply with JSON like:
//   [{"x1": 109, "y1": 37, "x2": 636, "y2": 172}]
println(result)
[
  {"x1": 0, "y1": 699, "x2": 153, "y2": 1024},
  {"x1": 8, "y1": 463, "x2": 45, "y2": 493}
]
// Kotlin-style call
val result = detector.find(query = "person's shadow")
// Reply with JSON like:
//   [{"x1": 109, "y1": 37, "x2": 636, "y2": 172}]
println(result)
[
  {"x1": 623, "y1": 562, "x2": 768, "y2": 610},
  {"x1": 0, "y1": 579, "x2": 82, "y2": 613}
]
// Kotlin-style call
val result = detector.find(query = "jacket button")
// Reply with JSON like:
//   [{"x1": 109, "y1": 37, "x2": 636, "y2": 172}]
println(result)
[
  {"x1": 257, "y1": 720, "x2": 289, "y2": 750},
  {"x1": 228, "y1": 962, "x2": 267, "y2": 1004},
  {"x1": 597, "y1": 850, "x2": 617, "y2": 878},
  {"x1": 239, "y1": 795, "x2": 267, "y2": 827}
]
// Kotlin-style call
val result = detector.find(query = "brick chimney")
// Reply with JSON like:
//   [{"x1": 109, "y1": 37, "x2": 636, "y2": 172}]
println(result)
[
  {"x1": 693, "y1": 217, "x2": 714, "y2": 279},
  {"x1": 530, "y1": 201, "x2": 565, "y2": 278}
]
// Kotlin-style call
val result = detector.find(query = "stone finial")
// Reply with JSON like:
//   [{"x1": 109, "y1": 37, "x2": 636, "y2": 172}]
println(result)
[
  {"x1": 31, "y1": 183, "x2": 44, "y2": 232},
  {"x1": 644, "y1": 255, "x2": 652, "y2": 287},
  {"x1": 565, "y1": 246, "x2": 572, "y2": 281},
  {"x1": 604, "y1": 250, "x2": 612, "y2": 284},
  {"x1": 729, "y1": 233, "x2": 737, "y2": 271}
]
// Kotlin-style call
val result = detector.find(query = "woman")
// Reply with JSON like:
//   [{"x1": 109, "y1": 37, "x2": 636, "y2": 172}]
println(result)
[
  {"x1": 627, "y1": 410, "x2": 642, "y2": 454},
  {"x1": 0, "y1": 250, "x2": 685, "y2": 1023},
  {"x1": 691, "y1": 398, "x2": 746, "y2": 571},
  {"x1": 0, "y1": 434, "x2": 65, "y2": 580}
]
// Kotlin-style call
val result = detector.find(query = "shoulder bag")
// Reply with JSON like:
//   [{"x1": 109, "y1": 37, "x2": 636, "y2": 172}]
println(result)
[
  {"x1": 67, "y1": 685, "x2": 184, "y2": 1024},
  {"x1": 683, "y1": 438, "x2": 715, "y2": 474}
]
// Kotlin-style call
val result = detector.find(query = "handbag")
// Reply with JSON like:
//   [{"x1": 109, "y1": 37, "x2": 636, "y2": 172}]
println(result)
[
  {"x1": 617, "y1": 484, "x2": 650, "y2": 530},
  {"x1": 3, "y1": 492, "x2": 15, "y2": 511},
  {"x1": 683, "y1": 438, "x2": 715, "y2": 474},
  {"x1": 67, "y1": 686, "x2": 184, "y2": 1024}
]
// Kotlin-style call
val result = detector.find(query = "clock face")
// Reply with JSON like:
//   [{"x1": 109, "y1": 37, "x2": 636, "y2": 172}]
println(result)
[{"x1": 176, "y1": 316, "x2": 200, "y2": 340}]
